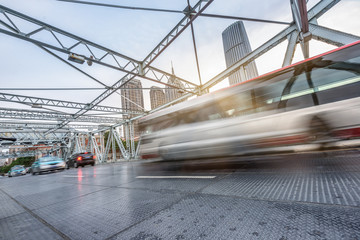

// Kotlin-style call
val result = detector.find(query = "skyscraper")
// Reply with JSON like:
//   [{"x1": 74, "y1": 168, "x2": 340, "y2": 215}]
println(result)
[
  {"x1": 120, "y1": 79, "x2": 144, "y2": 137},
  {"x1": 165, "y1": 65, "x2": 185, "y2": 103},
  {"x1": 150, "y1": 86, "x2": 166, "y2": 110},
  {"x1": 222, "y1": 21, "x2": 258, "y2": 85}
]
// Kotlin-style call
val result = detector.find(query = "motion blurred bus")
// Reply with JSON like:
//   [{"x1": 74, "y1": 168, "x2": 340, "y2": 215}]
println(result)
[{"x1": 139, "y1": 40, "x2": 360, "y2": 160}]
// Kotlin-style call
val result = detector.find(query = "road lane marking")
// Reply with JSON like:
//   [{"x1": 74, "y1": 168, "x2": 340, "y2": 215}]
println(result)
[
  {"x1": 136, "y1": 176, "x2": 216, "y2": 179},
  {"x1": 63, "y1": 175, "x2": 84, "y2": 177}
]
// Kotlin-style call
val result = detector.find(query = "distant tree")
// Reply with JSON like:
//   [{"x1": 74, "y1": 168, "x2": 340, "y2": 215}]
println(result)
[{"x1": 0, "y1": 156, "x2": 35, "y2": 173}]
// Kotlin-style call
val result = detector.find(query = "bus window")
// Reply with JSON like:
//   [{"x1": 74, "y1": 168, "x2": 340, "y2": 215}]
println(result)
[
  {"x1": 177, "y1": 111, "x2": 199, "y2": 124},
  {"x1": 278, "y1": 69, "x2": 318, "y2": 109},
  {"x1": 217, "y1": 90, "x2": 254, "y2": 118},
  {"x1": 151, "y1": 115, "x2": 180, "y2": 132},
  {"x1": 253, "y1": 79, "x2": 287, "y2": 111},
  {"x1": 196, "y1": 104, "x2": 223, "y2": 121},
  {"x1": 312, "y1": 56, "x2": 360, "y2": 105}
]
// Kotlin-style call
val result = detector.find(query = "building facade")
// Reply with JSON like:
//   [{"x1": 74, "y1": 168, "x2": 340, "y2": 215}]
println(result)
[
  {"x1": 120, "y1": 79, "x2": 144, "y2": 137},
  {"x1": 165, "y1": 67, "x2": 185, "y2": 103},
  {"x1": 150, "y1": 86, "x2": 166, "y2": 110},
  {"x1": 222, "y1": 21, "x2": 259, "y2": 85}
]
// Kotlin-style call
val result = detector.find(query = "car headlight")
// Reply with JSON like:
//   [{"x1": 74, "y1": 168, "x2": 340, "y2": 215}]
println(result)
[{"x1": 58, "y1": 162, "x2": 65, "y2": 167}]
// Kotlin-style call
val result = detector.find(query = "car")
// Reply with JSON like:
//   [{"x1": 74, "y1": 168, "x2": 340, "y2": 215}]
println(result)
[
  {"x1": 31, "y1": 156, "x2": 66, "y2": 175},
  {"x1": 66, "y1": 152, "x2": 95, "y2": 169},
  {"x1": 8, "y1": 165, "x2": 26, "y2": 177}
]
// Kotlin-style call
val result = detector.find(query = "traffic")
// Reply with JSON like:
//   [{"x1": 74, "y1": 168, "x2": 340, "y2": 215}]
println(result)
[{"x1": 3, "y1": 152, "x2": 96, "y2": 177}]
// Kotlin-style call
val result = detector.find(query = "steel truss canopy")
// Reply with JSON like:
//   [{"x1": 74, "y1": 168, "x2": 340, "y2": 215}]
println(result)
[
  {"x1": 0, "y1": 108, "x2": 122, "y2": 123},
  {"x1": 0, "y1": 92, "x2": 143, "y2": 115},
  {"x1": 0, "y1": 1, "x2": 210, "y2": 136},
  {"x1": 0, "y1": 130, "x2": 68, "y2": 147},
  {"x1": 0, "y1": 0, "x2": 359, "y2": 150},
  {"x1": 0, "y1": 4, "x2": 198, "y2": 92},
  {"x1": 0, "y1": 121, "x2": 103, "y2": 131}
]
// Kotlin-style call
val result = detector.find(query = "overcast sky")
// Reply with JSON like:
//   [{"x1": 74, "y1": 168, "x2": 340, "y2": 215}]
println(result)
[{"x1": 0, "y1": 0, "x2": 359, "y2": 113}]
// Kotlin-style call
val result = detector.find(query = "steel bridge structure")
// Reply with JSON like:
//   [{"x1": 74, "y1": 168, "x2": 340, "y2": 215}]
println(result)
[{"x1": 0, "y1": 0, "x2": 359, "y2": 161}]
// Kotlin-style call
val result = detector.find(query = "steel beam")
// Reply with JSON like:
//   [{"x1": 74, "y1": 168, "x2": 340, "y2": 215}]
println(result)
[
  {"x1": 0, "y1": 4, "x2": 139, "y2": 69},
  {"x1": 111, "y1": 129, "x2": 116, "y2": 162},
  {"x1": 0, "y1": 108, "x2": 122, "y2": 123},
  {"x1": 0, "y1": 121, "x2": 101, "y2": 130},
  {"x1": 310, "y1": 23, "x2": 360, "y2": 46},
  {"x1": 91, "y1": 135, "x2": 102, "y2": 163},
  {"x1": 103, "y1": 130, "x2": 112, "y2": 162},
  {"x1": 112, "y1": 128, "x2": 129, "y2": 160},
  {"x1": 283, "y1": 31, "x2": 299, "y2": 67},
  {"x1": 201, "y1": 25, "x2": 297, "y2": 90},
  {"x1": 134, "y1": 138, "x2": 141, "y2": 159},
  {"x1": 291, "y1": 0, "x2": 311, "y2": 58},
  {"x1": 142, "y1": 0, "x2": 213, "y2": 67},
  {"x1": 0, "y1": 92, "x2": 142, "y2": 114},
  {"x1": 0, "y1": 131, "x2": 67, "y2": 145},
  {"x1": 129, "y1": 121, "x2": 135, "y2": 158}
]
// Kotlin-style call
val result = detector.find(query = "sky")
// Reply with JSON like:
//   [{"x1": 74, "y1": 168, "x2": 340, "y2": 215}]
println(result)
[{"x1": 0, "y1": 0, "x2": 359, "y2": 117}]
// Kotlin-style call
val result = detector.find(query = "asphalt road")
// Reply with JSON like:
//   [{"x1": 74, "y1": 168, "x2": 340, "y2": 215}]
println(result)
[{"x1": 1, "y1": 150, "x2": 360, "y2": 239}]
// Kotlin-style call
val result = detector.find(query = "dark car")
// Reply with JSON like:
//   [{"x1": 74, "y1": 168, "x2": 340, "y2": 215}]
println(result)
[
  {"x1": 31, "y1": 156, "x2": 66, "y2": 175},
  {"x1": 66, "y1": 152, "x2": 95, "y2": 169}
]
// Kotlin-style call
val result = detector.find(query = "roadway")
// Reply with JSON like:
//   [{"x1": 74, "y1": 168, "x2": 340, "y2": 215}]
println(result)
[{"x1": 1, "y1": 150, "x2": 360, "y2": 239}]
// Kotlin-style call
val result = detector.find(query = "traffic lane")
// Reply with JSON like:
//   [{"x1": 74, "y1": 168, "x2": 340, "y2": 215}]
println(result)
[
  {"x1": 1, "y1": 150, "x2": 360, "y2": 240},
  {"x1": 138, "y1": 149, "x2": 360, "y2": 174}
]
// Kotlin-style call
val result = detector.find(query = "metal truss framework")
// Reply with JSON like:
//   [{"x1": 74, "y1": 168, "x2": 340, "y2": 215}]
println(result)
[
  {"x1": 0, "y1": 1, "x2": 214, "y2": 135},
  {"x1": 61, "y1": 127, "x2": 134, "y2": 163},
  {"x1": 0, "y1": 108, "x2": 122, "y2": 124},
  {"x1": 1, "y1": 0, "x2": 359, "y2": 161},
  {"x1": 0, "y1": 121, "x2": 104, "y2": 131},
  {"x1": 0, "y1": 144, "x2": 64, "y2": 159},
  {"x1": 0, "y1": 131, "x2": 68, "y2": 147},
  {"x1": 0, "y1": 92, "x2": 143, "y2": 115},
  {"x1": 0, "y1": 4, "x2": 199, "y2": 92}
]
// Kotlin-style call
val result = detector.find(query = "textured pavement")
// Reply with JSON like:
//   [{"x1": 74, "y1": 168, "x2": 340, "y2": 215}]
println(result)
[{"x1": 1, "y1": 150, "x2": 360, "y2": 239}]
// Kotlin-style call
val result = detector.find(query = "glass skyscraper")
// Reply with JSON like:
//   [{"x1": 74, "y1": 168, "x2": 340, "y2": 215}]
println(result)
[{"x1": 222, "y1": 21, "x2": 258, "y2": 85}]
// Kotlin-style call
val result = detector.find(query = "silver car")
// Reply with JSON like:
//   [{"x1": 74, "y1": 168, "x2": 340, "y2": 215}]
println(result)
[{"x1": 31, "y1": 156, "x2": 66, "y2": 175}]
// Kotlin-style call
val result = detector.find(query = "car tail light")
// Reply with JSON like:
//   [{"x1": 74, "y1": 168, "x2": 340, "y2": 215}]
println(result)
[
  {"x1": 93, "y1": 155, "x2": 96, "y2": 159},
  {"x1": 77, "y1": 156, "x2": 82, "y2": 161}
]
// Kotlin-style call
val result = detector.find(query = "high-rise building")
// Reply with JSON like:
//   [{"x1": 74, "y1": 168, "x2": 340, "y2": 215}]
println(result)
[
  {"x1": 120, "y1": 79, "x2": 144, "y2": 137},
  {"x1": 150, "y1": 86, "x2": 166, "y2": 110},
  {"x1": 165, "y1": 66, "x2": 185, "y2": 103},
  {"x1": 222, "y1": 21, "x2": 258, "y2": 85}
]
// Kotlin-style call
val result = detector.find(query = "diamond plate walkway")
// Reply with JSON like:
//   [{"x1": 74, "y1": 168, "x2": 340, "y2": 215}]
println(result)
[{"x1": 1, "y1": 150, "x2": 360, "y2": 240}]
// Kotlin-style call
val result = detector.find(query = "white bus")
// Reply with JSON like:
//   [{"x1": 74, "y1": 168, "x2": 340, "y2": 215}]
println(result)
[{"x1": 139, "y1": 40, "x2": 360, "y2": 160}]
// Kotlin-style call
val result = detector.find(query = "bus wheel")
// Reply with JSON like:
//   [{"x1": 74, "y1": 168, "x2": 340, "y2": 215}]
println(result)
[
  {"x1": 159, "y1": 146, "x2": 171, "y2": 160},
  {"x1": 309, "y1": 116, "x2": 332, "y2": 148},
  {"x1": 159, "y1": 143, "x2": 170, "y2": 160}
]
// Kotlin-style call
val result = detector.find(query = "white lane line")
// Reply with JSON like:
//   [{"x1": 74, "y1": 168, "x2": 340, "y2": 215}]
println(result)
[
  {"x1": 62, "y1": 175, "x2": 84, "y2": 178},
  {"x1": 136, "y1": 176, "x2": 216, "y2": 179}
]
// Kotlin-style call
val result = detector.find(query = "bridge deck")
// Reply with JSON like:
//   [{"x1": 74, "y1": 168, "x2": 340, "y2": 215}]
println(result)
[{"x1": 1, "y1": 150, "x2": 360, "y2": 240}]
